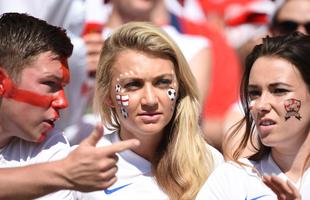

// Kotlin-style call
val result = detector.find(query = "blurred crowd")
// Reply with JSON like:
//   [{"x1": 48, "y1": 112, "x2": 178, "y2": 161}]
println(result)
[{"x1": 0, "y1": 0, "x2": 308, "y2": 152}]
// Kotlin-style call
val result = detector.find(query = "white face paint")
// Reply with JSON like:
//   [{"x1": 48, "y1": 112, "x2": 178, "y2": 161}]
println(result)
[
  {"x1": 120, "y1": 107, "x2": 129, "y2": 119},
  {"x1": 167, "y1": 88, "x2": 177, "y2": 101},
  {"x1": 116, "y1": 94, "x2": 129, "y2": 107},
  {"x1": 115, "y1": 84, "x2": 122, "y2": 93}
]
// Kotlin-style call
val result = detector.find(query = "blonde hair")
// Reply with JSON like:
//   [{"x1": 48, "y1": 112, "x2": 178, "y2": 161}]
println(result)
[{"x1": 94, "y1": 22, "x2": 214, "y2": 200}]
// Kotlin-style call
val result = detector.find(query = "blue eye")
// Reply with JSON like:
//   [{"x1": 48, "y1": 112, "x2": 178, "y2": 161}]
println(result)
[{"x1": 156, "y1": 79, "x2": 172, "y2": 86}]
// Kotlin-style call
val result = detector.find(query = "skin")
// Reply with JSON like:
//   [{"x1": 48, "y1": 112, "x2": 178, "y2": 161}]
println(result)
[
  {"x1": 0, "y1": 50, "x2": 141, "y2": 199},
  {"x1": 107, "y1": 49, "x2": 178, "y2": 161},
  {"x1": 83, "y1": 33, "x2": 103, "y2": 77},
  {"x1": 107, "y1": 0, "x2": 157, "y2": 28},
  {"x1": 263, "y1": 175, "x2": 301, "y2": 200},
  {"x1": 276, "y1": 0, "x2": 310, "y2": 35},
  {"x1": 0, "y1": 125, "x2": 140, "y2": 199},
  {"x1": 0, "y1": 51, "x2": 69, "y2": 147},
  {"x1": 107, "y1": 0, "x2": 211, "y2": 104},
  {"x1": 248, "y1": 56, "x2": 310, "y2": 198},
  {"x1": 249, "y1": 57, "x2": 310, "y2": 152}
]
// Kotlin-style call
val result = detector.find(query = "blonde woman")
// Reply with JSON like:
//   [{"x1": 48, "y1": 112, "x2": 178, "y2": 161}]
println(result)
[{"x1": 77, "y1": 22, "x2": 222, "y2": 200}]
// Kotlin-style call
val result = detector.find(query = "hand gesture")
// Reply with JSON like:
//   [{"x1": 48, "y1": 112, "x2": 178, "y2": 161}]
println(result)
[
  {"x1": 263, "y1": 175, "x2": 301, "y2": 200},
  {"x1": 62, "y1": 124, "x2": 140, "y2": 192}
]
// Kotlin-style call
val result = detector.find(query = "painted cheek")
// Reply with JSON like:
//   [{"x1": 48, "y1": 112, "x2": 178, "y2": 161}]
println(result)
[
  {"x1": 167, "y1": 88, "x2": 177, "y2": 101},
  {"x1": 51, "y1": 90, "x2": 68, "y2": 109},
  {"x1": 284, "y1": 98, "x2": 302, "y2": 120},
  {"x1": 2, "y1": 77, "x2": 53, "y2": 108},
  {"x1": 249, "y1": 100, "x2": 256, "y2": 110}
]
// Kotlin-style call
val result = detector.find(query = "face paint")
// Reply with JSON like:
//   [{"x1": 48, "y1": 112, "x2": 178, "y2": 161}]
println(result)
[
  {"x1": 36, "y1": 132, "x2": 47, "y2": 143},
  {"x1": 61, "y1": 61, "x2": 70, "y2": 85},
  {"x1": 284, "y1": 98, "x2": 302, "y2": 120},
  {"x1": 167, "y1": 88, "x2": 177, "y2": 101},
  {"x1": 120, "y1": 107, "x2": 129, "y2": 119},
  {"x1": 115, "y1": 84, "x2": 122, "y2": 93},
  {"x1": 1, "y1": 74, "x2": 68, "y2": 109},
  {"x1": 249, "y1": 99, "x2": 256, "y2": 110},
  {"x1": 116, "y1": 94, "x2": 129, "y2": 106},
  {"x1": 2, "y1": 76, "x2": 53, "y2": 108},
  {"x1": 51, "y1": 90, "x2": 68, "y2": 109}
]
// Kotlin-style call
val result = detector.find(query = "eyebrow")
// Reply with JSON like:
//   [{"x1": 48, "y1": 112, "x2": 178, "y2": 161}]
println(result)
[
  {"x1": 41, "y1": 74, "x2": 63, "y2": 82},
  {"x1": 119, "y1": 73, "x2": 174, "y2": 80},
  {"x1": 269, "y1": 82, "x2": 292, "y2": 87},
  {"x1": 248, "y1": 82, "x2": 293, "y2": 88}
]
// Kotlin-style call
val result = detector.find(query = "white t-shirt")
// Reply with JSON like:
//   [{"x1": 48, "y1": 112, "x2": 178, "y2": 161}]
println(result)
[
  {"x1": 0, "y1": 132, "x2": 74, "y2": 200},
  {"x1": 76, "y1": 131, "x2": 223, "y2": 200},
  {"x1": 196, "y1": 153, "x2": 310, "y2": 200}
]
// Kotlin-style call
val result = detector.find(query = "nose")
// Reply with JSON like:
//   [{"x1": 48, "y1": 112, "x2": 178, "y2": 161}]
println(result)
[
  {"x1": 253, "y1": 93, "x2": 272, "y2": 115},
  {"x1": 51, "y1": 90, "x2": 68, "y2": 109},
  {"x1": 141, "y1": 85, "x2": 158, "y2": 108},
  {"x1": 297, "y1": 25, "x2": 307, "y2": 35}
]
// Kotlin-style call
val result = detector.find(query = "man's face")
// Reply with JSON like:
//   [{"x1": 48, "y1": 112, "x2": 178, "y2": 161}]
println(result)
[
  {"x1": 272, "y1": 0, "x2": 310, "y2": 35},
  {"x1": 0, "y1": 51, "x2": 70, "y2": 146}
]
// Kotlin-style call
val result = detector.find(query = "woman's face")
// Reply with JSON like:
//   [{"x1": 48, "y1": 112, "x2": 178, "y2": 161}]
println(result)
[
  {"x1": 108, "y1": 49, "x2": 178, "y2": 142},
  {"x1": 248, "y1": 56, "x2": 310, "y2": 149}
]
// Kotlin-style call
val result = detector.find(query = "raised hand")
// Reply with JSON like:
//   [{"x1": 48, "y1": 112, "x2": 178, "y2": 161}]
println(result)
[
  {"x1": 263, "y1": 175, "x2": 301, "y2": 200},
  {"x1": 62, "y1": 124, "x2": 140, "y2": 192},
  {"x1": 83, "y1": 32, "x2": 103, "y2": 78}
]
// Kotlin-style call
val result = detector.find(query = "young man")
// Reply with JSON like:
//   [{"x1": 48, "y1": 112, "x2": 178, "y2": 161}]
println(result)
[{"x1": 0, "y1": 12, "x2": 139, "y2": 199}]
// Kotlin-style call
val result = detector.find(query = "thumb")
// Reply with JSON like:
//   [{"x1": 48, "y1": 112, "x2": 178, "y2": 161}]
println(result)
[{"x1": 80, "y1": 123, "x2": 104, "y2": 146}]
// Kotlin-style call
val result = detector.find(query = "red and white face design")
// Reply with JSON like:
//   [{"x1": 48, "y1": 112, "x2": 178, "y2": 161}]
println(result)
[
  {"x1": 248, "y1": 56, "x2": 310, "y2": 149},
  {"x1": 284, "y1": 98, "x2": 302, "y2": 120},
  {"x1": 109, "y1": 50, "x2": 178, "y2": 142},
  {"x1": 0, "y1": 51, "x2": 70, "y2": 145}
]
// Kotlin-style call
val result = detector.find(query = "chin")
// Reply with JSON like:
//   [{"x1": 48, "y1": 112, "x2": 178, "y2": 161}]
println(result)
[{"x1": 35, "y1": 132, "x2": 47, "y2": 143}]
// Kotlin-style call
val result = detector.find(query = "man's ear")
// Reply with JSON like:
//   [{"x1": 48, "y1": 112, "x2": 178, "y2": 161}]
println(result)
[{"x1": 0, "y1": 68, "x2": 8, "y2": 96}]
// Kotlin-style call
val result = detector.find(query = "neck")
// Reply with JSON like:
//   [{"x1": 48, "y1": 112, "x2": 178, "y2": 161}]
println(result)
[
  {"x1": 119, "y1": 131, "x2": 163, "y2": 162},
  {"x1": 271, "y1": 133, "x2": 310, "y2": 182}
]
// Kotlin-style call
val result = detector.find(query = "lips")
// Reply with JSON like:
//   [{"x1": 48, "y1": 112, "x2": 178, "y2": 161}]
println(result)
[
  {"x1": 43, "y1": 118, "x2": 56, "y2": 130},
  {"x1": 257, "y1": 118, "x2": 276, "y2": 135},
  {"x1": 258, "y1": 118, "x2": 276, "y2": 126},
  {"x1": 138, "y1": 112, "x2": 162, "y2": 123}
]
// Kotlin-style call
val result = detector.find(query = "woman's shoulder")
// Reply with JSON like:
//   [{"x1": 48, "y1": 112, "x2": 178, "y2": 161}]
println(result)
[{"x1": 206, "y1": 144, "x2": 224, "y2": 167}]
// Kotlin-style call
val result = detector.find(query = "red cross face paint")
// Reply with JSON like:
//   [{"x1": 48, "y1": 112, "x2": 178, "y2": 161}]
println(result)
[{"x1": 0, "y1": 52, "x2": 70, "y2": 144}]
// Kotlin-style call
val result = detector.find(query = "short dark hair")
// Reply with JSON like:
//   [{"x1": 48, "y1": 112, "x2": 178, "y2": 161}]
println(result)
[{"x1": 0, "y1": 12, "x2": 73, "y2": 79}]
